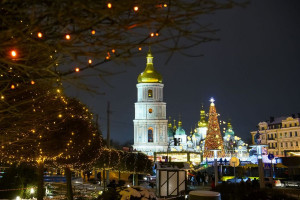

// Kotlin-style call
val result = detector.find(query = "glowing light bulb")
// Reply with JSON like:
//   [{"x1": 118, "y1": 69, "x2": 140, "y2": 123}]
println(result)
[
  {"x1": 134, "y1": 6, "x2": 139, "y2": 11},
  {"x1": 75, "y1": 67, "x2": 80, "y2": 72},
  {"x1": 10, "y1": 50, "x2": 17, "y2": 57},
  {"x1": 1, "y1": 95, "x2": 4, "y2": 100},
  {"x1": 31, "y1": 80, "x2": 35, "y2": 85},
  {"x1": 138, "y1": 47, "x2": 142, "y2": 51},
  {"x1": 11, "y1": 84, "x2": 15, "y2": 89},
  {"x1": 106, "y1": 56, "x2": 110, "y2": 60},
  {"x1": 163, "y1": 4, "x2": 167, "y2": 7},
  {"x1": 155, "y1": 33, "x2": 159, "y2": 36},
  {"x1": 58, "y1": 114, "x2": 62, "y2": 118},
  {"x1": 91, "y1": 30, "x2": 96, "y2": 35},
  {"x1": 150, "y1": 33, "x2": 154, "y2": 37},
  {"x1": 37, "y1": 32, "x2": 43, "y2": 38},
  {"x1": 107, "y1": 3, "x2": 112, "y2": 8},
  {"x1": 88, "y1": 59, "x2": 92, "y2": 64},
  {"x1": 112, "y1": 49, "x2": 115, "y2": 53},
  {"x1": 65, "y1": 34, "x2": 71, "y2": 40}
]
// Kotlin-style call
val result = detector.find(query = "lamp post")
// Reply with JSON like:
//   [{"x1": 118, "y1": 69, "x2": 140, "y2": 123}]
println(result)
[{"x1": 210, "y1": 149, "x2": 220, "y2": 186}]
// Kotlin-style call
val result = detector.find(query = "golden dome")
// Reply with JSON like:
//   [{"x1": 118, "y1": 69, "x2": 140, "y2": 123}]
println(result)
[{"x1": 137, "y1": 49, "x2": 162, "y2": 83}]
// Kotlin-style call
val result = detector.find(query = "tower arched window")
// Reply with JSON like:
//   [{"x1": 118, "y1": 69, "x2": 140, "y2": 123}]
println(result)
[
  {"x1": 148, "y1": 89, "x2": 153, "y2": 98},
  {"x1": 148, "y1": 128, "x2": 153, "y2": 142}
]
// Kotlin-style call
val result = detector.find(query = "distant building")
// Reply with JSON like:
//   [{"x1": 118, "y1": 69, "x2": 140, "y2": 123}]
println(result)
[{"x1": 250, "y1": 115, "x2": 300, "y2": 157}]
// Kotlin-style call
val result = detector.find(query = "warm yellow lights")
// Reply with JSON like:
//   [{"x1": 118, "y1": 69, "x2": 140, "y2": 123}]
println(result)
[
  {"x1": 91, "y1": 30, "x2": 96, "y2": 35},
  {"x1": 107, "y1": 3, "x2": 112, "y2": 8},
  {"x1": 57, "y1": 89, "x2": 61, "y2": 93},
  {"x1": 11, "y1": 84, "x2": 15, "y2": 89},
  {"x1": 72, "y1": 132, "x2": 75, "y2": 135},
  {"x1": 106, "y1": 56, "x2": 110, "y2": 60},
  {"x1": 31, "y1": 80, "x2": 35, "y2": 85},
  {"x1": 112, "y1": 49, "x2": 116, "y2": 53},
  {"x1": 75, "y1": 67, "x2": 80, "y2": 72},
  {"x1": 1, "y1": 95, "x2": 4, "y2": 100},
  {"x1": 134, "y1": 6, "x2": 139, "y2": 11},
  {"x1": 37, "y1": 32, "x2": 43, "y2": 38},
  {"x1": 10, "y1": 50, "x2": 17, "y2": 58},
  {"x1": 138, "y1": 47, "x2": 142, "y2": 51},
  {"x1": 163, "y1": 4, "x2": 168, "y2": 7},
  {"x1": 88, "y1": 59, "x2": 92, "y2": 64},
  {"x1": 150, "y1": 33, "x2": 154, "y2": 37},
  {"x1": 155, "y1": 33, "x2": 159, "y2": 36},
  {"x1": 65, "y1": 34, "x2": 71, "y2": 40},
  {"x1": 58, "y1": 114, "x2": 62, "y2": 118}
]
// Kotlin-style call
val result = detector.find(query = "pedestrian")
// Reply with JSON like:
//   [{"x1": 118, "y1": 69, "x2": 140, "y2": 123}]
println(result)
[{"x1": 205, "y1": 174, "x2": 209, "y2": 185}]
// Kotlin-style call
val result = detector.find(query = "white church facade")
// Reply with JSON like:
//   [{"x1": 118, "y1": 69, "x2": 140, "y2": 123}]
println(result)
[{"x1": 132, "y1": 50, "x2": 168, "y2": 154}]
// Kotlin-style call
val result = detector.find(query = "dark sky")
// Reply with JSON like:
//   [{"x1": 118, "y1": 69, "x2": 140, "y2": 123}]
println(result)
[{"x1": 66, "y1": 0, "x2": 300, "y2": 144}]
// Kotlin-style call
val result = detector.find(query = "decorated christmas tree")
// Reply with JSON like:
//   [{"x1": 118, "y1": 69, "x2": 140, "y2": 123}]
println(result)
[{"x1": 203, "y1": 98, "x2": 225, "y2": 158}]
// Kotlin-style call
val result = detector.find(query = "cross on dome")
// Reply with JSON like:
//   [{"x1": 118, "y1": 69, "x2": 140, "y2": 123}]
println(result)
[{"x1": 209, "y1": 97, "x2": 215, "y2": 103}]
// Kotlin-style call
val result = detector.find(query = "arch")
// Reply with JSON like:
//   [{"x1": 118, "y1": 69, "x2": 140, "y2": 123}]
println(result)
[
  {"x1": 148, "y1": 128, "x2": 153, "y2": 142},
  {"x1": 148, "y1": 89, "x2": 153, "y2": 98}
]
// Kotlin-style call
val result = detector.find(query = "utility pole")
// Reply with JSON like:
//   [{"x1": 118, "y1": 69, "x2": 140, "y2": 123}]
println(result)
[
  {"x1": 106, "y1": 101, "x2": 111, "y2": 187},
  {"x1": 107, "y1": 101, "x2": 110, "y2": 148}
]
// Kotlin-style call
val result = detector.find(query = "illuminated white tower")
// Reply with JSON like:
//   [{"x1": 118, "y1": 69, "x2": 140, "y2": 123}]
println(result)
[{"x1": 133, "y1": 49, "x2": 168, "y2": 154}]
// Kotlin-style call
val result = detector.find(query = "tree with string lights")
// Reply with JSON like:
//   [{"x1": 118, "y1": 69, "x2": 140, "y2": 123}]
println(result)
[
  {"x1": 203, "y1": 98, "x2": 225, "y2": 158},
  {"x1": 95, "y1": 149, "x2": 153, "y2": 174},
  {"x1": 0, "y1": 81, "x2": 103, "y2": 200},
  {"x1": 0, "y1": 0, "x2": 245, "y2": 117}
]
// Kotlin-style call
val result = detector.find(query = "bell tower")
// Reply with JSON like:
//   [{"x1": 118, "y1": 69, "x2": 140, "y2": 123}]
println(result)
[{"x1": 133, "y1": 49, "x2": 168, "y2": 154}]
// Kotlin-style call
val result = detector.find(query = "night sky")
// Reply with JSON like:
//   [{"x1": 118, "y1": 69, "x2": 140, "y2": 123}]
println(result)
[{"x1": 66, "y1": 0, "x2": 300, "y2": 144}]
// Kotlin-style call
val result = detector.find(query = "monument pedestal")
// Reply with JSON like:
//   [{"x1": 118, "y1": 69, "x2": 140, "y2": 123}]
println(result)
[{"x1": 250, "y1": 144, "x2": 267, "y2": 189}]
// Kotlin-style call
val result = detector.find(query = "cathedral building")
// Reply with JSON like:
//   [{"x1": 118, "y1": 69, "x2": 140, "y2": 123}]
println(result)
[{"x1": 133, "y1": 49, "x2": 248, "y2": 161}]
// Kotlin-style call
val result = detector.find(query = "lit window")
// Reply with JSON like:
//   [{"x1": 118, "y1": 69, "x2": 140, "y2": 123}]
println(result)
[
  {"x1": 149, "y1": 108, "x2": 153, "y2": 113},
  {"x1": 148, "y1": 128, "x2": 153, "y2": 142},
  {"x1": 148, "y1": 89, "x2": 153, "y2": 98}
]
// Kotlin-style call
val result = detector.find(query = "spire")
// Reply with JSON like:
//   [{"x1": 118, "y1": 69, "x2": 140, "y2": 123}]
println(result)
[
  {"x1": 147, "y1": 47, "x2": 153, "y2": 64},
  {"x1": 227, "y1": 119, "x2": 232, "y2": 130},
  {"x1": 173, "y1": 119, "x2": 177, "y2": 131},
  {"x1": 178, "y1": 114, "x2": 182, "y2": 127},
  {"x1": 168, "y1": 116, "x2": 172, "y2": 128},
  {"x1": 137, "y1": 47, "x2": 162, "y2": 83},
  {"x1": 198, "y1": 104, "x2": 207, "y2": 128}
]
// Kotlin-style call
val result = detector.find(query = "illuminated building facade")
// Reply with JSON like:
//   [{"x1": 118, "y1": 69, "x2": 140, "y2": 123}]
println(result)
[
  {"x1": 250, "y1": 115, "x2": 300, "y2": 157},
  {"x1": 132, "y1": 49, "x2": 168, "y2": 154}
]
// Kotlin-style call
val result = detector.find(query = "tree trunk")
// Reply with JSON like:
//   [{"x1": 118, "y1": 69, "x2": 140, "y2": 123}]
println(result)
[
  {"x1": 65, "y1": 167, "x2": 73, "y2": 200},
  {"x1": 37, "y1": 161, "x2": 44, "y2": 200}
]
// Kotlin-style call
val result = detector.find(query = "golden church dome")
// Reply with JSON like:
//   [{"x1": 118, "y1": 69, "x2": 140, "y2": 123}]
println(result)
[{"x1": 137, "y1": 49, "x2": 162, "y2": 83}]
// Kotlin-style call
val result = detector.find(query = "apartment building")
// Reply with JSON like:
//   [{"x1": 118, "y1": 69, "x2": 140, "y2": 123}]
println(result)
[{"x1": 251, "y1": 115, "x2": 300, "y2": 157}]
